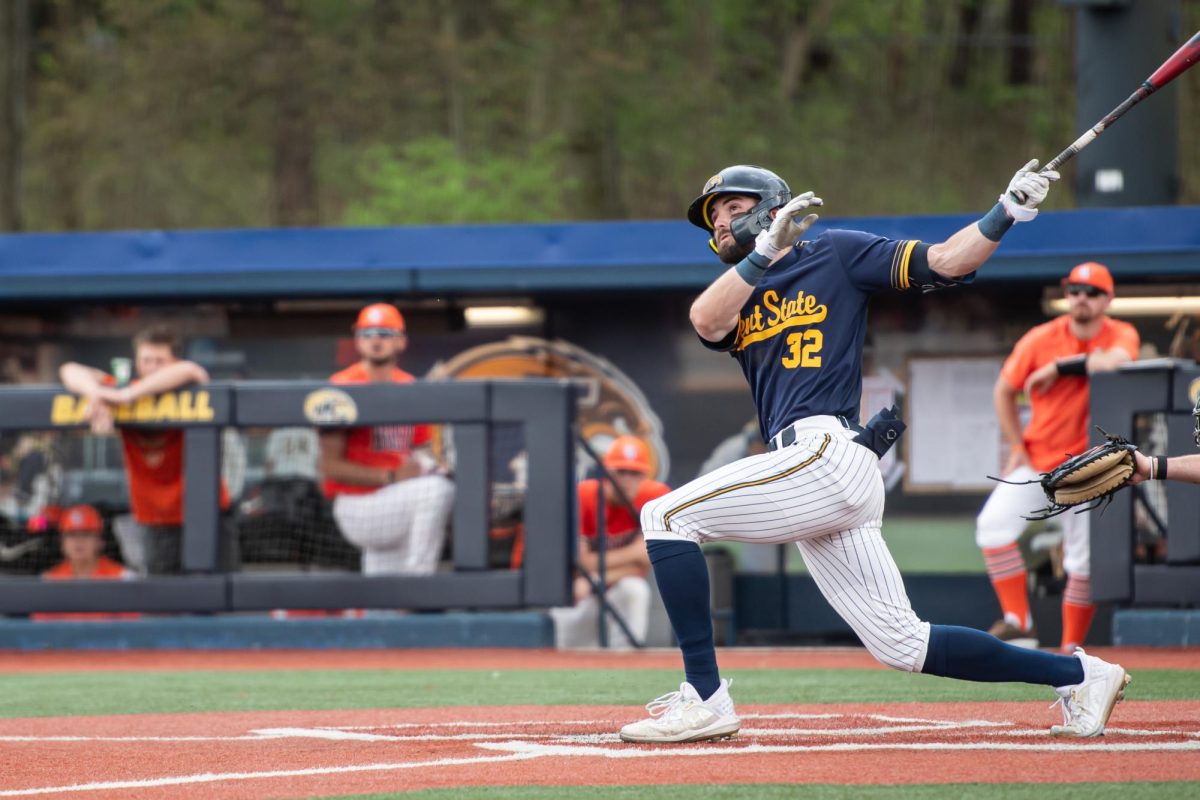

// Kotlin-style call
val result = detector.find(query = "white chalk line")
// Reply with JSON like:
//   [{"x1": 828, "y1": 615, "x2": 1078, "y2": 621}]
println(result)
[
  {"x1": 479, "y1": 739, "x2": 1200, "y2": 757},
  {"x1": 0, "y1": 751, "x2": 545, "y2": 797},
  {"x1": 327, "y1": 712, "x2": 842, "y2": 731}
]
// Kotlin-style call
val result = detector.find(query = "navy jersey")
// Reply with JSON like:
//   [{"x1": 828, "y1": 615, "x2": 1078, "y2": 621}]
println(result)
[{"x1": 702, "y1": 229, "x2": 970, "y2": 442}]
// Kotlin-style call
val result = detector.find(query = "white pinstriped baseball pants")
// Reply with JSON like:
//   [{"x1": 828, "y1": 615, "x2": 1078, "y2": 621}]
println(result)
[{"x1": 641, "y1": 416, "x2": 931, "y2": 673}]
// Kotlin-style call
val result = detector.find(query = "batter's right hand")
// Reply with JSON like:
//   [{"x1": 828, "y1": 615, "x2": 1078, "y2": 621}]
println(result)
[
  {"x1": 1001, "y1": 159, "x2": 1059, "y2": 222},
  {"x1": 754, "y1": 191, "x2": 822, "y2": 262}
]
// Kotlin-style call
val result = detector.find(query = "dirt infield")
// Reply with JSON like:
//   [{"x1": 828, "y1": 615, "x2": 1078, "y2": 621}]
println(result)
[
  {"x1": 2, "y1": 701, "x2": 1197, "y2": 799},
  {"x1": 1, "y1": 646, "x2": 1196, "y2": 673}
]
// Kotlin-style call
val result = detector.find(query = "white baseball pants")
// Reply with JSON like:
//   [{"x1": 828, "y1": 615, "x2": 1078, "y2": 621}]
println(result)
[
  {"x1": 975, "y1": 465, "x2": 1090, "y2": 577},
  {"x1": 641, "y1": 416, "x2": 931, "y2": 672},
  {"x1": 332, "y1": 474, "x2": 455, "y2": 575},
  {"x1": 549, "y1": 575, "x2": 652, "y2": 650}
]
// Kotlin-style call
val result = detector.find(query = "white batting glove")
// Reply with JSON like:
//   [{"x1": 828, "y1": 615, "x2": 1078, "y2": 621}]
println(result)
[
  {"x1": 754, "y1": 191, "x2": 823, "y2": 261},
  {"x1": 1000, "y1": 159, "x2": 1060, "y2": 223}
]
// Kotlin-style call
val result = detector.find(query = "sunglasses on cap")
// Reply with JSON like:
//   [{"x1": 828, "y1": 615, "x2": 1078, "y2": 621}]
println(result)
[
  {"x1": 1065, "y1": 284, "x2": 1106, "y2": 299},
  {"x1": 356, "y1": 327, "x2": 402, "y2": 339}
]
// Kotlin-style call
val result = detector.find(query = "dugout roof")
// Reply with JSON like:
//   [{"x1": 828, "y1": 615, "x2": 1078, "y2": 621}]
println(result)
[{"x1": 1, "y1": 206, "x2": 1199, "y2": 301}]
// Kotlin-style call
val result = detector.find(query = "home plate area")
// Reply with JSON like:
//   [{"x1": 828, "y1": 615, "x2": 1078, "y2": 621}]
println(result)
[
  {"x1": 3, "y1": 703, "x2": 1198, "y2": 797},
  {"x1": 338, "y1": 707, "x2": 1200, "y2": 754}
]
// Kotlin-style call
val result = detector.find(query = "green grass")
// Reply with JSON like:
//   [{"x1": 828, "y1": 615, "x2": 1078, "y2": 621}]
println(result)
[
  {"x1": 1, "y1": 667, "x2": 1191, "y2": 718},
  {"x1": 318, "y1": 785, "x2": 1199, "y2": 800},
  {"x1": 716, "y1": 515, "x2": 987, "y2": 574},
  {"x1": 881, "y1": 515, "x2": 987, "y2": 573}
]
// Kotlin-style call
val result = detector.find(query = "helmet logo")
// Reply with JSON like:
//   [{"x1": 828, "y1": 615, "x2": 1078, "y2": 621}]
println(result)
[{"x1": 703, "y1": 174, "x2": 722, "y2": 193}]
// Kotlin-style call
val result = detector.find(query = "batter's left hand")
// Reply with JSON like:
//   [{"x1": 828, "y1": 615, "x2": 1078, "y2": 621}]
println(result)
[
  {"x1": 754, "y1": 191, "x2": 823, "y2": 262},
  {"x1": 1024, "y1": 361, "x2": 1059, "y2": 395}
]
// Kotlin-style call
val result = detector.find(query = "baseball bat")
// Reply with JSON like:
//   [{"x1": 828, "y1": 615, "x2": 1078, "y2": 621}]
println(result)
[{"x1": 1042, "y1": 29, "x2": 1200, "y2": 174}]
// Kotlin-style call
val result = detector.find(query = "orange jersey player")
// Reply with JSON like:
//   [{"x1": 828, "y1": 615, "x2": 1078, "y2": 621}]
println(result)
[
  {"x1": 550, "y1": 435, "x2": 669, "y2": 649},
  {"x1": 33, "y1": 504, "x2": 140, "y2": 622},
  {"x1": 59, "y1": 324, "x2": 236, "y2": 574},
  {"x1": 319, "y1": 303, "x2": 455, "y2": 575},
  {"x1": 976, "y1": 262, "x2": 1139, "y2": 652}
]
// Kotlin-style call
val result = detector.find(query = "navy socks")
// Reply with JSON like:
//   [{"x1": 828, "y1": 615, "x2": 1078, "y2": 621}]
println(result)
[
  {"x1": 648, "y1": 543, "x2": 1089, "y2": 696},
  {"x1": 646, "y1": 539, "x2": 720, "y2": 699},
  {"x1": 922, "y1": 624, "x2": 1085, "y2": 687}
]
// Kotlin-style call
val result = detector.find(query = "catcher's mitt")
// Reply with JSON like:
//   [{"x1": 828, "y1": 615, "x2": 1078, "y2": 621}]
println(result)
[{"x1": 995, "y1": 428, "x2": 1138, "y2": 520}]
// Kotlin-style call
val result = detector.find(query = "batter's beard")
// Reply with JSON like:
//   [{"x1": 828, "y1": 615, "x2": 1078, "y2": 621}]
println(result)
[
  {"x1": 366, "y1": 354, "x2": 395, "y2": 368},
  {"x1": 717, "y1": 237, "x2": 754, "y2": 265}
]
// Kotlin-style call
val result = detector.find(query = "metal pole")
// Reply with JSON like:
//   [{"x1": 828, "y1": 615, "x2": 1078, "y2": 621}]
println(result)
[
  {"x1": 576, "y1": 433, "x2": 643, "y2": 648},
  {"x1": 595, "y1": 478, "x2": 608, "y2": 648}
]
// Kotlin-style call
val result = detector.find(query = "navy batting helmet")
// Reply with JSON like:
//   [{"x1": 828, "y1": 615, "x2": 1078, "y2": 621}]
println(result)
[{"x1": 687, "y1": 165, "x2": 792, "y2": 250}]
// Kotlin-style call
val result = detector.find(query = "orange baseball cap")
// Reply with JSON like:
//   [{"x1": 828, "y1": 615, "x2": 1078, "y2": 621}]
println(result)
[
  {"x1": 60, "y1": 504, "x2": 103, "y2": 535},
  {"x1": 1063, "y1": 262, "x2": 1114, "y2": 296},
  {"x1": 355, "y1": 303, "x2": 405, "y2": 331},
  {"x1": 603, "y1": 435, "x2": 652, "y2": 474}
]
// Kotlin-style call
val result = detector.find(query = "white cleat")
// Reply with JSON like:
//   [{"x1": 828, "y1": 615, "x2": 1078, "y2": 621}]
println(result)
[
  {"x1": 619, "y1": 678, "x2": 741, "y2": 744},
  {"x1": 1049, "y1": 647, "x2": 1132, "y2": 738}
]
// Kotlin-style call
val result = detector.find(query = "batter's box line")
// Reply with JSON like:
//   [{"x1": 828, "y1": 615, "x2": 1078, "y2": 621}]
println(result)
[
  {"x1": 476, "y1": 739, "x2": 1200, "y2": 758},
  {"x1": 328, "y1": 719, "x2": 625, "y2": 731},
  {"x1": 328, "y1": 712, "x2": 969, "y2": 732},
  {"x1": 0, "y1": 752, "x2": 547, "y2": 799}
]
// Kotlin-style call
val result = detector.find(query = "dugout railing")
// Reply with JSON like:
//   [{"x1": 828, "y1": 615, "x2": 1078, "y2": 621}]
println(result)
[
  {"x1": 1090, "y1": 359, "x2": 1200, "y2": 607},
  {"x1": 0, "y1": 380, "x2": 576, "y2": 615}
]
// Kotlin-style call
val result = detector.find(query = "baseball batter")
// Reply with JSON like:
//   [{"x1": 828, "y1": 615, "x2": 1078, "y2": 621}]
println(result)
[
  {"x1": 320, "y1": 303, "x2": 454, "y2": 575},
  {"x1": 977, "y1": 262, "x2": 1138, "y2": 653},
  {"x1": 619, "y1": 163, "x2": 1130, "y2": 744}
]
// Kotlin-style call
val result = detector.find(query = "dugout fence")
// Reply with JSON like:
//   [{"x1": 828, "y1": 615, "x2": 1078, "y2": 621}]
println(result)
[{"x1": 0, "y1": 380, "x2": 576, "y2": 615}]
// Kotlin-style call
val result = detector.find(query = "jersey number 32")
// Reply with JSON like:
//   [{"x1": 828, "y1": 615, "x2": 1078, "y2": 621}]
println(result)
[{"x1": 781, "y1": 330, "x2": 823, "y2": 369}]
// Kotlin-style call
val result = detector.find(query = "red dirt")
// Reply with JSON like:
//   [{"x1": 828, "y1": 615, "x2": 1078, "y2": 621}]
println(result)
[
  {"x1": 1, "y1": 701, "x2": 1196, "y2": 799},
  {"x1": 1, "y1": 645, "x2": 1196, "y2": 673}
]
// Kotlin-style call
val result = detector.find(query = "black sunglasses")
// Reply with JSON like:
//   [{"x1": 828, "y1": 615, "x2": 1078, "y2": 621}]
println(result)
[{"x1": 1065, "y1": 284, "x2": 1105, "y2": 299}]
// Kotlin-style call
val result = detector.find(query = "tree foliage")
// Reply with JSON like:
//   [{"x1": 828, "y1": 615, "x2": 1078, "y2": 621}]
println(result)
[{"x1": 3, "y1": 0, "x2": 1196, "y2": 231}]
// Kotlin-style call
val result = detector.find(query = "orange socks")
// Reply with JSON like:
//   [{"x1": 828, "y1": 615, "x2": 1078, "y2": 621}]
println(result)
[
  {"x1": 983, "y1": 544, "x2": 1031, "y2": 631},
  {"x1": 1061, "y1": 573, "x2": 1096, "y2": 652}
]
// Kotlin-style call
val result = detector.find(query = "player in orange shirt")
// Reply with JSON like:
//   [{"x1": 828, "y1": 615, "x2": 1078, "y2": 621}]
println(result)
[
  {"x1": 976, "y1": 263, "x2": 1139, "y2": 652},
  {"x1": 33, "y1": 504, "x2": 140, "y2": 622},
  {"x1": 59, "y1": 324, "x2": 235, "y2": 574},
  {"x1": 319, "y1": 303, "x2": 454, "y2": 575},
  {"x1": 550, "y1": 435, "x2": 670, "y2": 649}
]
